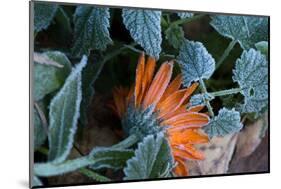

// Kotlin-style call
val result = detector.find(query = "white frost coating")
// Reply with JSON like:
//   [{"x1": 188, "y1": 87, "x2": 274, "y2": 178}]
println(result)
[
  {"x1": 210, "y1": 15, "x2": 268, "y2": 50},
  {"x1": 122, "y1": 9, "x2": 162, "y2": 59},
  {"x1": 204, "y1": 108, "x2": 243, "y2": 137},
  {"x1": 124, "y1": 132, "x2": 173, "y2": 179},
  {"x1": 233, "y1": 49, "x2": 268, "y2": 114},
  {"x1": 72, "y1": 6, "x2": 112, "y2": 56},
  {"x1": 177, "y1": 12, "x2": 194, "y2": 19},
  {"x1": 34, "y1": 3, "x2": 58, "y2": 32},
  {"x1": 48, "y1": 55, "x2": 87, "y2": 163},
  {"x1": 177, "y1": 40, "x2": 215, "y2": 87}
]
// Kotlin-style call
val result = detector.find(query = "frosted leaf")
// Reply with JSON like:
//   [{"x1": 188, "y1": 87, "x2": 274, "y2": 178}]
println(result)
[
  {"x1": 48, "y1": 56, "x2": 87, "y2": 163},
  {"x1": 204, "y1": 108, "x2": 243, "y2": 137},
  {"x1": 190, "y1": 93, "x2": 214, "y2": 106},
  {"x1": 177, "y1": 12, "x2": 194, "y2": 19},
  {"x1": 34, "y1": 51, "x2": 72, "y2": 101},
  {"x1": 72, "y1": 6, "x2": 112, "y2": 57},
  {"x1": 255, "y1": 41, "x2": 268, "y2": 57},
  {"x1": 34, "y1": 2, "x2": 58, "y2": 32},
  {"x1": 177, "y1": 40, "x2": 215, "y2": 87},
  {"x1": 210, "y1": 15, "x2": 268, "y2": 50},
  {"x1": 233, "y1": 49, "x2": 268, "y2": 113},
  {"x1": 122, "y1": 9, "x2": 162, "y2": 59},
  {"x1": 124, "y1": 133, "x2": 173, "y2": 179},
  {"x1": 165, "y1": 25, "x2": 184, "y2": 49},
  {"x1": 89, "y1": 147, "x2": 134, "y2": 170}
]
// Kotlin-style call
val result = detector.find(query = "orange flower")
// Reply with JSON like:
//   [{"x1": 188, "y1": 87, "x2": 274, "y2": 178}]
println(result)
[{"x1": 112, "y1": 53, "x2": 209, "y2": 176}]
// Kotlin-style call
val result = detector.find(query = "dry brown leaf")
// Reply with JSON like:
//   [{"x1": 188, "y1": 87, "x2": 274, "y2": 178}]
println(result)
[
  {"x1": 187, "y1": 133, "x2": 238, "y2": 175},
  {"x1": 235, "y1": 113, "x2": 268, "y2": 159}
]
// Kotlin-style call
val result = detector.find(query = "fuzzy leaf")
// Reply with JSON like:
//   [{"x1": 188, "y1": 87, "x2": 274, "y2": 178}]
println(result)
[
  {"x1": 233, "y1": 49, "x2": 268, "y2": 113},
  {"x1": 177, "y1": 40, "x2": 215, "y2": 87},
  {"x1": 48, "y1": 56, "x2": 87, "y2": 163},
  {"x1": 34, "y1": 102, "x2": 47, "y2": 150},
  {"x1": 34, "y1": 2, "x2": 58, "y2": 32},
  {"x1": 89, "y1": 147, "x2": 134, "y2": 170},
  {"x1": 255, "y1": 41, "x2": 268, "y2": 57},
  {"x1": 177, "y1": 12, "x2": 194, "y2": 19},
  {"x1": 72, "y1": 6, "x2": 112, "y2": 57},
  {"x1": 190, "y1": 94, "x2": 205, "y2": 106},
  {"x1": 210, "y1": 15, "x2": 268, "y2": 50},
  {"x1": 124, "y1": 133, "x2": 173, "y2": 180},
  {"x1": 165, "y1": 25, "x2": 185, "y2": 49},
  {"x1": 34, "y1": 51, "x2": 72, "y2": 101},
  {"x1": 122, "y1": 9, "x2": 162, "y2": 59},
  {"x1": 204, "y1": 108, "x2": 243, "y2": 137}
]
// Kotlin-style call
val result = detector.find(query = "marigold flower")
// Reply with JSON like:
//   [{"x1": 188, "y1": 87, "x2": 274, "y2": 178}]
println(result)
[{"x1": 112, "y1": 52, "x2": 210, "y2": 176}]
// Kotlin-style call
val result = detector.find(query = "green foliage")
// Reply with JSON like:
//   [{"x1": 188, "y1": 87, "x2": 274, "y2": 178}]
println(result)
[
  {"x1": 233, "y1": 49, "x2": 268, "y2": 114},
  {"x1": 177, "y1": 40, "x2": 215, "y2": 87},
  {"x1": 48, "y1": 56, "x2": 87, "y2": 163},
  {"x1": 204, "y1": 108, "x2": 243, "y2": 137},
  {"x1": 34, "y1": 2, "x2": 58, "y2": 32},
  {"x1": 34, "y1": 51, "x2": 72, "y2": 101},
  {"x1": 210, "y1": 15, "x2": 268, "y2": 50},
  {"x1": 72, "y1": 6, "x2": 112, "y2": 57},
  {"x1": 124, "y1": 133, "x2": 173, "y2": 180},
  {"x1": 122, "y1": 104, "x2": 163, "y2": 139},
  {"x1": 165, "y1": 25, "x2": 185, "y2": 49},
  {"x1": 89, "y1": 147, "x2": 134, "y2": 170},
  {"x1": 122, "y1": 9, "x2": 162, "y2": 59}
]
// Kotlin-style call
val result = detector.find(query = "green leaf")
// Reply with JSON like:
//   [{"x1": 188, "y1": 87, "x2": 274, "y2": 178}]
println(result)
[
  {"x1": 32, "y1": 176, "x2": 43, "y2": 187},
  {"x1": 210, "y1": 15, "x2": 268, "y2": 50},
  {"x1": 89, "y1": 147, "x2": 134, "y2": 170},
  {"x1": 53, "y1": 7, "x2": 72, "y2": 43},
  {"x1": 72, "y1": 6, "x2": 112, "y2": 57},
  {"x1": 48, "y1": 56, "x2": 87, "y2": 163},
  {"x1": 177, "y1": 12, "x2": 193, "y2": 19},
  {"x1": 233, "y1": 49, "x2": 268, "y2": 114},
  {"x1": 34, "y1": 51, "x2": 72, "y2": 101},
  {"x1": 34, "y1": 2, "x2": 58, "y2": 32},
  {"x1": 177, "y1": 40, "x2": 215, "y2": 87},
  {"x1": 165, "y1": 25, "x2": 185, "y2": 49},
  {"x1": 34, "y1": 102, "x2": 47, "y2": 150},
  {"x1": 122, "y1": 9, "x2": 162, "y2": 59},
  {"x1": 204, "y1": 108, "x2": 243, "y2": 137},
  {"x1": 124, "y1": 133, "x2": 173, "y2": 180},
  {"x1": 255, "y1": 41, "x2": 268, "y2": 57}
]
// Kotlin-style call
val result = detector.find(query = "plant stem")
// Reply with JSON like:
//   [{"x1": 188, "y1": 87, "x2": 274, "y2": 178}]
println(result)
[
  {"x1": 210, "y1": 88, "x2": 241, "y2": 97},
  {"x1": 171, "y1": 14, "x2": 206, "y2": 26},
  {"x1": 112, "y1": 134, "x2": 139, "y2": 149},
  {"x1": 216, "y1": 39, "x2": 237, "y2": 70},
  {"x1": 199, "y1": 78, "x2": 214, "y2": 117}
]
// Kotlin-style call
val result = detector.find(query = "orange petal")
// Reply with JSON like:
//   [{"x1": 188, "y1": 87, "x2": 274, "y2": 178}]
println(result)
[
  {"x1": 135, "y1": 52, "x2": 145, "y2": 107},
  {"x1": 163, "y1": 112, "x2": 209, "y2": 127},
  {"x1": 143, "y1": 56, "x2": 156, "y2": 92},
  {"x1": 157, "y1": 89, "x2": 187, "y2": 118},
  {"x1": 142, "y1": 61, "x2": 173, "y2": 109},
  {"x1": 187, "y1": 105, "x2": 205, "y2": 112},
  {"x1": 172, "y1": 144, "x2": 205, "y2": 160},
  {"x1": 160, "y1": 74, "x2": 182, "y2": 102},
  {"x1": 160, "y1": 104, "x2": 187, "y2": 121},
  {"x1": 169, "y1": 129, "x2": 209, "y2": 145},
  {"x1": 173, "y1": 156, "x2": 189, "y2": 176},
  {"x1": 157, "y1": 83, "x2": 199, "y2": 118}
]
